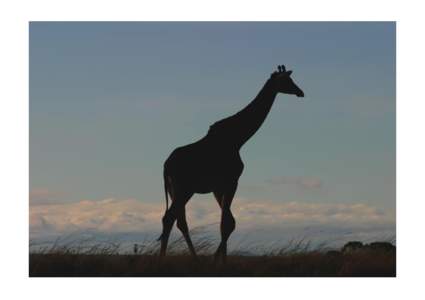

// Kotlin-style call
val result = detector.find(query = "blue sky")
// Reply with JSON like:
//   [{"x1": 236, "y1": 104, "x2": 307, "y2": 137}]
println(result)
[{"x1": 29, "y1": 22, "x2": 395, "y2": 244}]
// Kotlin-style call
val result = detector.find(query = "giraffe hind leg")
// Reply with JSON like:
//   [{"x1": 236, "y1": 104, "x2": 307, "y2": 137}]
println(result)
[
  {"x1": 159, "y1": 189, "x2": 192, "y2": 257},
  {"x1": 159, "y1": 202, "x2": 178, "y2": 257},
  {"x1": 176, "y1": 209, "x2": 198, "y2": 259}
]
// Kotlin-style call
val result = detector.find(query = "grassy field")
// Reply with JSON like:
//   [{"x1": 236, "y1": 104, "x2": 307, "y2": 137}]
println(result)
[{"x1": 29, "y1": 238, "x2": 395, "y2": 277}]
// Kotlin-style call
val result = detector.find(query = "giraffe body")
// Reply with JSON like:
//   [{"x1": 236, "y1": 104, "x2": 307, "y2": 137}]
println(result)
[
  {"x1": 164, "y1": 139, "x2": 244, "y2": 194},
  {"x1": 159, "y1": 65, "x2": 304, "y2": 262}
]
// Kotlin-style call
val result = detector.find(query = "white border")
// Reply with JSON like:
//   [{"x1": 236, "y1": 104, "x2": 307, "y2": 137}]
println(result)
[{"x1": 1, "y1": 0, "x2": 425, "y2": 300}]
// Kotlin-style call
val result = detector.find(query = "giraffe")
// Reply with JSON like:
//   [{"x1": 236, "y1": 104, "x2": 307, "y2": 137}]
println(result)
[{"x1": 158, "y1": 65, "x2": 304, "y2": 262}]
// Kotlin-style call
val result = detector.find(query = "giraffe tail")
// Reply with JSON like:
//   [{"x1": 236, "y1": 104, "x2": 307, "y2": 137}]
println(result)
[
  {"x1": 157, "y1": 170, "x2": 169, "y2": 242},
  {"x1": 163, "y1": 170, "x2": 169, "y2": 212}
]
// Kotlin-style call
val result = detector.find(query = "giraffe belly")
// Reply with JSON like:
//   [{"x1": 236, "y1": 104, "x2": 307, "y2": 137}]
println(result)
[
  {"x1": 190, "y1": 171, "x2": 239, "y2": 194},
  {"x1": 172, "y1": 164, "x2": 240, "y2": 194},
  {"x1": 164, "y1": 147, "x2": 244, "y2": 194}
]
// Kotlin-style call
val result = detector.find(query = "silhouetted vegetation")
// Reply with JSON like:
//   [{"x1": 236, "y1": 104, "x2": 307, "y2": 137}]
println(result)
[{"x1": 29, "y1": 235, "x2": 395, "y2": 277}]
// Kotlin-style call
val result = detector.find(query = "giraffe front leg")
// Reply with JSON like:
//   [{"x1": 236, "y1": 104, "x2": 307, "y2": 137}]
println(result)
[
  {"x1": 215, "y1": 208, "x2": 235, "y2": 263},
  {"x1": 213, "y1": 182, "x2": 237, "y2": 264}
]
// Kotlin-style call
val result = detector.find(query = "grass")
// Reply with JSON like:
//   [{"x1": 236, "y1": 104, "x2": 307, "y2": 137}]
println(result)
[{"x1": 29, "y1": 232, "x2": 396, "y2": 277}]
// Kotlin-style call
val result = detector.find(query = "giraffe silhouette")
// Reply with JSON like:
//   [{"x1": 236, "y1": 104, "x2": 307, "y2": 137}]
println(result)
[{"x1": 158, "y1": 65, "x2": 305, "y2": 262}]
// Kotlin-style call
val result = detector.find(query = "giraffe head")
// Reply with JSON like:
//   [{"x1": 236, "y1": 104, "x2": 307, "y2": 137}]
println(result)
[{"x1": 271, "y1": 65, "x2": 304, "y2": 97}]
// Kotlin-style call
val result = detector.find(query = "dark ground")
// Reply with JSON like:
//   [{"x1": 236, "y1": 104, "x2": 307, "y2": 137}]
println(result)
[{"x1": 29, "y1": 250, "x2": 395, "y2": 277}]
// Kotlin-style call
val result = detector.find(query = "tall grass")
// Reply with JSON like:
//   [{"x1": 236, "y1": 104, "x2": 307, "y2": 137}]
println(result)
[
  {"x1": 29, "y1": 224, "x2": 396, "y2": 256},
  {"x1": 29, "y1": 227, "x2": 396, "y2": 277},
  {"x1": 29, "y1": 228, "x2": 335, "y2": 257}
]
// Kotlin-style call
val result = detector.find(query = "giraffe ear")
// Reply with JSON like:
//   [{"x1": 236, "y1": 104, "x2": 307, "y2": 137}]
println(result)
[{"x1": 286, "y1": 70, "x2": 293, "y2": 76}]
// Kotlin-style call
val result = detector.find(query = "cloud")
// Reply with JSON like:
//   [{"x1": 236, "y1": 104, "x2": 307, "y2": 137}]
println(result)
[
  {"x1": 30, "y1": 198, "x2": 161, "y2": 236},
  {"x1": 29, "y1": 196, "x2": 395, "y2": 241},
  {"x1": 29, "y1": 188, "x2": 66, "y2": 205},
  {"x1": 266, "y1": 176, "x2": 323, "y2": 190}
]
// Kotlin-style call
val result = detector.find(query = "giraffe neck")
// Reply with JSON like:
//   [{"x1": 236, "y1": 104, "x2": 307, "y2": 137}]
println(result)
[
  {"x1": 233, "y1": 78, "x2": 278, "y2": 147},
  {"x1": 205, "y1": 78, "x2": 279, "y2": 149}
]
